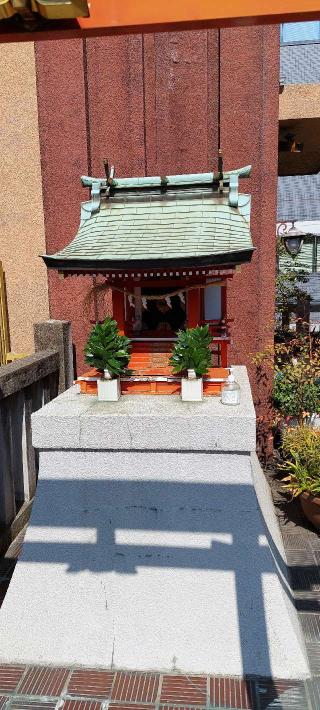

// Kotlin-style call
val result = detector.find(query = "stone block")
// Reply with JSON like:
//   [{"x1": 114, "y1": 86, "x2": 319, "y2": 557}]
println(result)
[
  {"x1": 31, "y1": 397, "x2": 94, "y2": 449},
  {"x1": 32, "y1": 366, "x2": 256, "y2": 452}
]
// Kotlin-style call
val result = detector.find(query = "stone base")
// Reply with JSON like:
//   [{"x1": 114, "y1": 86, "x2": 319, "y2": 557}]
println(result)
[{"x1": 0, "y1": 368, "x2": 310, "y2": 678}]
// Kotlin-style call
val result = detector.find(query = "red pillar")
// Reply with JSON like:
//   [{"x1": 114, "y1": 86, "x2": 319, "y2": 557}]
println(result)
[
  {"x1": 187, "y1": 288, "x2": 201, "y2": 328},
  {"x1": 220, "y1": 342, "x2": 228, "y2": 368},
  {"x1": 112, "y1": 290, "x2": 125, "y2": 334}
]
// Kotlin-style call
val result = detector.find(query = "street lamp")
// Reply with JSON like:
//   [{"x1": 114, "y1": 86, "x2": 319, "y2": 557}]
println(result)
[{"x1": 283, "y1": 224, "x2": 306, "y2": 257}]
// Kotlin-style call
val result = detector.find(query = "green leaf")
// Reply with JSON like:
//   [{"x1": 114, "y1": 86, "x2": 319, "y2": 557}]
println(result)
[
  {"x1": 84, "y1": 317, "x2": 132, "y2": 376},
  {"x1": 169, "y1": 325, "x2": 212, "y2": 378}
]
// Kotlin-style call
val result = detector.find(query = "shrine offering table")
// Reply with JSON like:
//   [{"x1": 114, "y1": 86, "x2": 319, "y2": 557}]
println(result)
[{"x1": 0, "y1": 367, "x2": 309, "y2": 680}]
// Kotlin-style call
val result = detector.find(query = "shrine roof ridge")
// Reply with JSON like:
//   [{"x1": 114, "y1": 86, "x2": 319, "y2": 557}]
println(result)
[{"x1": 81, "y1": 165, "x2": 252, "y2": 194}]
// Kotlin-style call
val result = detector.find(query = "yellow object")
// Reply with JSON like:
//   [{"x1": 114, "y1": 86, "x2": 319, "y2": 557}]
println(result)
[
  {"x1": 31, "y1": 0, "x2": 88, "y2": 20},
  {"x1": 0, "y1": 0, "x2": 15, "y2": 19},
  {"x1": 0, "y1": 0, "x2": 88, "y2": 20},
  {"x1": 0, "y1": 261, "x2": 9, "y2": 365},
  {"x1": 0, "y1": 262, "x2": 27, "y2": 365}
]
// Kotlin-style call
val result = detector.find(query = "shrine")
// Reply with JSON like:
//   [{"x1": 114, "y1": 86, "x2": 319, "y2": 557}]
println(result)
[
  {"x1": 1, "y1": 161, "x2": 308, "y2": 682},
  {"x1": 43, "y1": 158, "x2": 254, "y2": 394}
]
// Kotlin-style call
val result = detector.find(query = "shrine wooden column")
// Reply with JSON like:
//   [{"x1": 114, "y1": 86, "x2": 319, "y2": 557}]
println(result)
[
  {"x1": 220, "y1": 284, "x2": 228, "y2": 367},
  {"x1": 220, "y1": 341, "x2": 228, "y2": 367},
  {"x1": 112, "y1": 290, "x2": 125, "y2": 334},
  {"x1": 187, "y1": 288, "x2": 201, "y2": 328}
]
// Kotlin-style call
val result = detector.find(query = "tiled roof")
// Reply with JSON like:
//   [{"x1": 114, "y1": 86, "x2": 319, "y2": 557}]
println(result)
[
  {"x1": 44, "y1": 193, "x2": 253, "y2": 269},
  {"x1": 280, "y1": 43, "x2": 320, "y2": 84},
  {"x1": 278, "y1": 174, "x2": 320, "y2": 222}
]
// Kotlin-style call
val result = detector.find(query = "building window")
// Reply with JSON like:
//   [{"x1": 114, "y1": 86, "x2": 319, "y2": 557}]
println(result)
[
  {"x1": 281, "y1": 21, "x2": 320, "y2": 44},
  {"x1": 204, "y1": 285, "x2": 222, "y2": 321}
]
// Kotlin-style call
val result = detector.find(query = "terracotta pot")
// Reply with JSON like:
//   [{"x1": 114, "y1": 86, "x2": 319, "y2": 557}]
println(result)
[{"x1": 300, "y1": 491, "x2": 320, "y2": 530}]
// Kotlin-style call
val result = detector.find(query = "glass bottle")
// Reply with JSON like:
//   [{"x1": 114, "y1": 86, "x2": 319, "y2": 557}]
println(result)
[{"x1": 221, "y1": 367, "x2": 240, "y2": 405}]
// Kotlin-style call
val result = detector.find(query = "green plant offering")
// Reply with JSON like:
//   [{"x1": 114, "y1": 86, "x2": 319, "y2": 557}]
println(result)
[
  {"x1": 281, "y1": 425, "x2": 320, "y2": 497},
  {"x1": 170, "y1": 325, "x2": 212, "y2": 378},
  {"x1": 84, "y1": 317, "x2": 131, "y2": 377}
]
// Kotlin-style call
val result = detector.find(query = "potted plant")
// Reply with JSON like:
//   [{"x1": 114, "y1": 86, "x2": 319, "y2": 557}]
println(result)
[
  {"x1": 169, "y1": 325, "x2": 212, "y2": 402},
  {"x1": 84, "y1": 317, "x2": 131, "y2": 401},
  {"x1": 281, "y1": 425, "x2": 320, "y2": 529}
]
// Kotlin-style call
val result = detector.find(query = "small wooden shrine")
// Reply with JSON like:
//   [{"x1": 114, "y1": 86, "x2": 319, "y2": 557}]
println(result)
[{"x1": 43, "y1": 159, "x2": 254, "y2": 395}]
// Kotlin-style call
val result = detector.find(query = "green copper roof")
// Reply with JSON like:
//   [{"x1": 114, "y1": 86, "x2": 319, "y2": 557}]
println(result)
[{"x1": 43, "y1": 166, "x2": 254, "y2": 272}]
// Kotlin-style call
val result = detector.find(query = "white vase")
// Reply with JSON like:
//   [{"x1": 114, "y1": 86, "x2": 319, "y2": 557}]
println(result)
[
  {"x1": 97, "y1": 376, "x2": 121, "y2": 401},
  {"x1": 187, "y1": 368, "x2": 197, "y2": 380},
  {"x1": 181, "y1": 376, "x2": 203, "y2": 402}
]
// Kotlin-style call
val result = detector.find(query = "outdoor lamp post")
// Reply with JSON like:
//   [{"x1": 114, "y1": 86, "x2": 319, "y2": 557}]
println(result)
[{"x1": 283, "y1": 224, "x2": 306, "y2": 257}]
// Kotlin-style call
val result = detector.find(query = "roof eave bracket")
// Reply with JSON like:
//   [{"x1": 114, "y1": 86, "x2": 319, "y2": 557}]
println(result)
[
  {"x1": 228, "y1": 174, "x2": 239, "y2": 207},
  {"x1": 80, "y1": 175, "x2": 109, "y2": 221}
]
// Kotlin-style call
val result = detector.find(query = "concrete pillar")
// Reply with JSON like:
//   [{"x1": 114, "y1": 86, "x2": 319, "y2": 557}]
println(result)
[{"x1": 34, "y1": 320, "x2": 73, "y2": 394}]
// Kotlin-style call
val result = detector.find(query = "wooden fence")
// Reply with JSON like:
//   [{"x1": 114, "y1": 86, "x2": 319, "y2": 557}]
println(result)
[{"x1": 0, "y1": 320, "x2": 73, "y2": 552}]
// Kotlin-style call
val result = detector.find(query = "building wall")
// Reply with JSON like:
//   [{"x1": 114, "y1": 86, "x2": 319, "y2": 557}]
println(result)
[
  {"x1": 34, "y1": 28, "x2": 279, "y2": 409},
  {"x1": 279, "y1": 84, "x2": 320, "y2": 120},
  {"x1": 0, "y1": 42, "x2": 49, "y2": 353},
  {"x1": 280, "y1": 43, "x2": 320, "y2": 84}
]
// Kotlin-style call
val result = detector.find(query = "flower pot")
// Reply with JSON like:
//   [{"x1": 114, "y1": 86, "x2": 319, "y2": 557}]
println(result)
[
  {"x1": 97, "y1": 376, "x2": 121, "y2": 402},
  {"x1": 181, "y1": 376, "x2": 203, "y2": 402},
  {"x1": 300, "y1": 491, "x2": 320, "y2": 530}
]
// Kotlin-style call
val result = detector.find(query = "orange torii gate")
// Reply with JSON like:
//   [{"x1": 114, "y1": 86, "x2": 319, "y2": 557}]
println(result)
[{"x1": 0, "y1": 0, "x2": 320, "y2": 42}]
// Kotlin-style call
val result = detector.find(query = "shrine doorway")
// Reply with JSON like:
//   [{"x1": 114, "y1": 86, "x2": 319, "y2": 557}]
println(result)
[
  {"x1": 126, "y1": 286, "x2": 186, "y2": 339},
  {"x1": 140, "y1": 287, "x2": 186, "y2": 337}
]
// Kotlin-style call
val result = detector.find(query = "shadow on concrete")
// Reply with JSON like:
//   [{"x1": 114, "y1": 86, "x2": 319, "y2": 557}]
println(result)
[{"x1": 18, "y1": 477, "x2": 305, "y2": 705}]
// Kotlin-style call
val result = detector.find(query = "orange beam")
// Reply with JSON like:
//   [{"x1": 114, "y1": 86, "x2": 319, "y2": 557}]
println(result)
[
  {"x1": 80, "y1": 0, "x2": 320, "y2": 33},
  {"x1": 1, "y1": 0, "x2": 320, "y2": 42}
]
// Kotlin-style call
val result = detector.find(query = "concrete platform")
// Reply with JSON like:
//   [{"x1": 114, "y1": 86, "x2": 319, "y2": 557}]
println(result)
[
  {"x1": 0, "y1": 368, "x2": 310, "y2": 679},
  {"x1": 31, "y1": 367, "x2": 256, "y2": 452}
]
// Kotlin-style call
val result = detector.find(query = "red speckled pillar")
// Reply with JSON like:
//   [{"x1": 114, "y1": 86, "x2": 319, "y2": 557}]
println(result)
[
  {"x1": 84, "y1": 30, "x2": 218, "y2": 184},
  {"x1": 85, "y1": 35, "x2": 146, "y2": 176},
  {"x1": 220, "y1": 25, "x2": 280, "y2": 421},
  {"x1": 35, "y1": 39, "x2": 92, "y2": 375},
  {"x1": 142, "y1": 30, "x2": 219, "y2": 175}
]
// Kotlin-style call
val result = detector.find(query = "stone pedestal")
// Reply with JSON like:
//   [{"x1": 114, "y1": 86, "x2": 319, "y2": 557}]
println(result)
[{"x1": 0, "y1": 368, "x2": 309, "y2": 678}]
